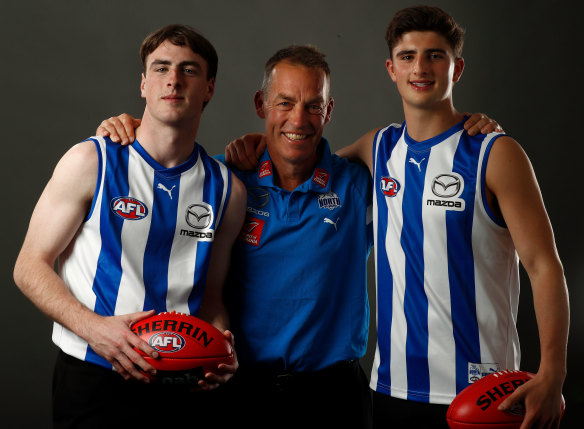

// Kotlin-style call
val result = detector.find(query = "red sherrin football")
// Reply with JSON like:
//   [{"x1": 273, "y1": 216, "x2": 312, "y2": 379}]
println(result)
[
  {"x1": 447, "y1": 370, "x2": 564, "y2": 429},
  {"x1": 132, "y1": 311, "x2": 234, "y2": 383}
]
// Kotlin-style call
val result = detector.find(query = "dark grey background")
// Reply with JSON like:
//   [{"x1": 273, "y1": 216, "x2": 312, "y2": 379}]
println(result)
[{"x1": 2, "y1": 0, "x2": 582, "y2": 427}]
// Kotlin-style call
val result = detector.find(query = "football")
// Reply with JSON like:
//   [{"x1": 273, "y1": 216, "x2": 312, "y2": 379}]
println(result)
[
  {"x1": 131, "y1": 311, "x2": 234, "y2": 385},
  {"x1": 446, "y1": 370, "x2": 564, "y2": 429}
]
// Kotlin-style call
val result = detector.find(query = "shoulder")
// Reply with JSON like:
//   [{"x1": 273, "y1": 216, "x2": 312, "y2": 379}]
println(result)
[
  {"x1": 375, "y1": 123, "x2": 405, "y2": 142},
  {"x1": 484, "y1": 135, "x2": 530, "y2": 172},
  {"x1": 55, "y1": 139, "x2": 99, "y2": 181},
  {"x1": 331, "y1": 153, "x2": 370, "y2": 180},
  {"x1": 330, "y1": 154, "x2": 372, "y2": 202},
  {"x1": 484, "y1": 135, "x2": 536, "y2": 194},
  {"x1": 43, "y1": 139, "x2": 99, "y2": 207}
]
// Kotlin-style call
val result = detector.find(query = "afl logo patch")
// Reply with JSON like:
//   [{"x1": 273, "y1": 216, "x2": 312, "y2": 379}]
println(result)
[
  {"x1": 186, "y1": 203, "x2": 214, "y2": 229},
  {"x1": 380, "y1": 177, "x2": 401, "y2": 197},
  {"x1": 110, "y1": 196, "x2": 148, "y2": 220},
  {"x1": 149, "y1": 332, "x2": 185, "y2": 353}
]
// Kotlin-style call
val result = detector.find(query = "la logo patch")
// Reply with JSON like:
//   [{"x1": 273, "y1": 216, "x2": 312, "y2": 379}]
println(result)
[{"x1": 380, "y1": 177, "x2": 400, "y2": 197}]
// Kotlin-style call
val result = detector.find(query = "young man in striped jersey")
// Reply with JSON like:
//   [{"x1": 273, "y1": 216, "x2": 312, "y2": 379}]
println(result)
[
  {"x1": 337, "y1": 5, "x2": 568, "y2": 428},
  {"x1": 13, "y1": 25, "x2": 246, "y2": 427}
]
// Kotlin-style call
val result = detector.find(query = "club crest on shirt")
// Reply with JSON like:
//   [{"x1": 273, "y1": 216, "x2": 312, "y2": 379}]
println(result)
[
  {"x1": 426, "y1": 173, "x2": 465, "y2": 211},
  {"x1": 380, "y1": 177, "x2": 401, "y2": 197},
  {"x1": 110, "y1": 196, "x2": 149, "y2": 220},
  {"x1": 318, "y1": 191, "x2": 341, "y2": 210},
  {"x1": 468, "y1": 362, "x2": 500, "y2": 383}
]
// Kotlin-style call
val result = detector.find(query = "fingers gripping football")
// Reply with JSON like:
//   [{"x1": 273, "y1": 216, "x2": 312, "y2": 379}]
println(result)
[
  {"x1": 199, "y1": 329, "x2": 238, "y2": 390},
  {"x1": 82, "y1": 310, "x2": 158, "y2": 382}
]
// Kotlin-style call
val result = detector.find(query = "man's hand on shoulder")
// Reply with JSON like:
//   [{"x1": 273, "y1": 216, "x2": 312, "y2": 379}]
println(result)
[
  {"x1": 224, "y1": 133, "x2": 266, "y2": 170},
  {"x1": 96, "y1": 113, "x2": 141, "y2": 145},
  {"x1": 463, "y1": 112, "x2": 503, "y2": 136}
]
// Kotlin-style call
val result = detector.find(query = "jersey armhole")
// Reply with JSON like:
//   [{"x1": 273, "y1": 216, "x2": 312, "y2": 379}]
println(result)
[
  {"x1": 481, "y1": 134, "x2": 507, "y2": 228},
  {"x1": 83, "y1": 137, "x2": 103, "y2": 222}
]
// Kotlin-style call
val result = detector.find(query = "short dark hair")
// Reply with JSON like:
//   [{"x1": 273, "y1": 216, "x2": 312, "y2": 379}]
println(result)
[
  {"x1": 261, "y1": 45, "x2": 331, "y2": 98},
  {"x1": 140, "y1": 24, "x2": 218, "y2": 80},
  {"x1": 385, "y1": 5, "x2": 465, "y2": 58}
]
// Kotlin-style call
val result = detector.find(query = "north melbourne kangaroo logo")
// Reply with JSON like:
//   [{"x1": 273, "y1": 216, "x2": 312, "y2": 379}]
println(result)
[
  {"x1": 324, "y1": 217, "x2": 340, "y2": 231},
  {"x1": 157, "y1": 183, "x2": 176, "y2": 199},
  {"x1": 409, "y1": 157, "x2": 426, "y2": 172}
]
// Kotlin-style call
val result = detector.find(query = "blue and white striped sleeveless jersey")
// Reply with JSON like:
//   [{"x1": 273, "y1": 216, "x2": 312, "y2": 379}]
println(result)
[
  {"x1": 370, "y1": 119, "x2": 520, "y2": 404},
  {"x1": 54, "y1": 136, "x2": 231, "y2": 369}
]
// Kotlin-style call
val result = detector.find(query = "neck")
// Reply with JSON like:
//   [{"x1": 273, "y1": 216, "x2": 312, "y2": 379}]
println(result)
[
  {"x1": 274, "y1": 165, "x2": 314, "y2": 191},
  {"x1": 270, "y1": 153, "x2": 320, "y2": 192},
  {"x1": 135, "y1": 112, "x2": 200, "y2": 168},
  {"x1": 402, "y1": 99, "x2": 464, "y2": 142}
]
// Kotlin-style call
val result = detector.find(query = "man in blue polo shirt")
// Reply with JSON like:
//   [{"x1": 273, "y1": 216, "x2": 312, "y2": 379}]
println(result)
[{"x1": 216, "y1": 46, "x2": 374, "y2": 428}]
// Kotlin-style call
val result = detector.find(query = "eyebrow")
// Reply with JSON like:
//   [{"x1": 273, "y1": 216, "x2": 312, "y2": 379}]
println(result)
[
  {"x1": 275, "y1": 93, "x2": 325, "y2": 104},
  {"x1": 149, "y1": 59, "x2": 203, "y2": 71},
  {"x1": 395, "y1": 48, "x2": 448, "y2": 57}
]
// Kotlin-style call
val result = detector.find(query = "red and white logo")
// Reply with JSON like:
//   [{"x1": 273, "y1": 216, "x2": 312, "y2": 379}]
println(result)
[
  {"x1": 239, "y1": 217, "x2": 265, "y2": 246},
  {"x1": 149, "y1": 332, "x2": 185, "y2": 353},
  {"x1": 110, "y1": 196, "x2": 148, "y2": 220},
  {"x1": 380, "y1": 177, "x2": 401, "y2": 197},
  {"x1": 259, "y1": 160, "x2": 272, "y2": 178},
  {"x1": 312, "y1": 168, "x2": 330, "y2": 188}
]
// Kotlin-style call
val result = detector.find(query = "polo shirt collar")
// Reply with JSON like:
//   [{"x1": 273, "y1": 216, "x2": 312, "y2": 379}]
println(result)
[{"x1": 256, "y1": 138, "x2": 333, "y2": 193}]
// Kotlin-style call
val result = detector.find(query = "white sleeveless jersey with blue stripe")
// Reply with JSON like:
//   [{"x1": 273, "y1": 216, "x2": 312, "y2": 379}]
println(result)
[
  {"x1": 370, "y1": 120, "x2": 520, "y2": 404},
  {"x1": 54, "y1": 137, "x2": 231, "y2": 369}
]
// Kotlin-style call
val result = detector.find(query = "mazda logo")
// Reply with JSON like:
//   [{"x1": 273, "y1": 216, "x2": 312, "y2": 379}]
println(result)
[
  {"x1": 431, "y1": 174, "x2": 462, "y2": 198},
  {"x1": 247, "y1": 187, "x2": 270, "y2": 208},
  {"x1": 185, "y1": 203, "x2": 213, "y2": 229}
]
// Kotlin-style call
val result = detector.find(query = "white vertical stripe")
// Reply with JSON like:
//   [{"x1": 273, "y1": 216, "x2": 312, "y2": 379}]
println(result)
[
  {"x1": 387, "y1": 136, "x2": 409, "y2": 397},
  {"x1": 166, "y1": 156, "x2": 205, "y2": 313},
  {"x1": 424, "y1": 135, "x2": 459, "y2": 401},
  {"x1": 114, "y1": 147, "x2": 153, "y2": 315}
]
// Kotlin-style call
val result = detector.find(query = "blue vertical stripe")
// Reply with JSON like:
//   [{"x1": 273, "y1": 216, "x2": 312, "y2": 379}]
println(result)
[
  {"x1": 187, "y1": 153, "x2": 226, "y2": 314},
  {"x1": 448, "y1": 133, "x2": 481, "y2": 394},
  {"x1": 142, "y1": 174, "x2": 180, "y2": 313},
  {"x1": 86, "y1": 140, "x2": 129, "y2": 366},
  {"x1": 402, "y1": 147, "x2": 430, "y2": 401}
]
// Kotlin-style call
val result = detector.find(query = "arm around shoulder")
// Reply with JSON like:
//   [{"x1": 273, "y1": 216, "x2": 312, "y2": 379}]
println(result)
[{"x1": 335, "y1": 128, "x2": 379, "y2": 174}]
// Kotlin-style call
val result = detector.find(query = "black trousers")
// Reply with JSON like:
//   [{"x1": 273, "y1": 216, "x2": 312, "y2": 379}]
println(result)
[
  {"x1": 218, "y1": 360, "x2": 373, "y2": 429},
  {"x1": 372, "y1": 390, "x2": 450, "y2": 429},
  {"x1": 52, "y1": 350, "x2": 225, "y2": 428}
]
